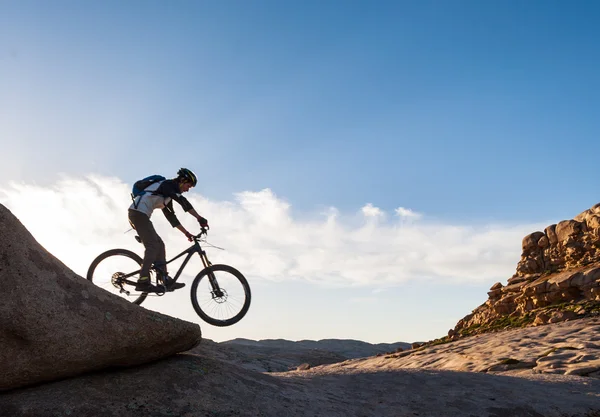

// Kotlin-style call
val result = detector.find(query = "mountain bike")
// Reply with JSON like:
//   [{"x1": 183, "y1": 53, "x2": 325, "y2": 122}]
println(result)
[{"x1": 86, "y1": 229, "x2": 251, "y2": 327}]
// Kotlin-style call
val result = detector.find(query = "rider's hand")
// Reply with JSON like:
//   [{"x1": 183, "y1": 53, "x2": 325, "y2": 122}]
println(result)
[
  {"x1": 184, "y1": 231, "x2": 194, "y2": 241},
  {"x1": 198, "y1": 216, "x2": 209, "y2": 230}
]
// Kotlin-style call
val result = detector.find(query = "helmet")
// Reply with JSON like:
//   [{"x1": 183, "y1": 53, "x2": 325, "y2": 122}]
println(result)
[{"x1": 177, "y1": 167, "x2": 197, "y2": 186}]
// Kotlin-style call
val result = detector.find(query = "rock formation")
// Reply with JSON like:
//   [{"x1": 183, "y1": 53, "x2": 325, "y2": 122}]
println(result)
[
  {"x1": 0, "y1": 203, "x2": 202, "y2": 391},
  {"x1": 515, "y1": 203, "x2": 600, "y2": 277},
  {"x1": 453, "y1": 203, "x2": 600, "y2": 337}
]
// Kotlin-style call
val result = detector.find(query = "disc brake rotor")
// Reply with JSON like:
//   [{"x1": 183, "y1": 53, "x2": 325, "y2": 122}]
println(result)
[{"x1": 212, "y1": 288, "x2": 228, "y2": 303}]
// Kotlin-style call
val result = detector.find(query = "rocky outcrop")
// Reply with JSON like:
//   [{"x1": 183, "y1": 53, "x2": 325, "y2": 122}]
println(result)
[
  {"x1": 0, "y1": 203, "x2": 202, "y2": 391},
  {"x1": 515, "y1": 203, "x2": 600, "y2": 277},
  {"x1": 453, "y1": 203, "x2": 600, "y2": 336}
]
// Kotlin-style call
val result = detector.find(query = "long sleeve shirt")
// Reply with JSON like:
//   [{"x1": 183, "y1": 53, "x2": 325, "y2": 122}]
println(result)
[{"x1": 129, "y1": 179, "x2": 194, "y2": 227}]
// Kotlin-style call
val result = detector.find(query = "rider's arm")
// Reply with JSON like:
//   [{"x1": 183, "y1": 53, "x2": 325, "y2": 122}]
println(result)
[
  {"x1": 162, "y1": 202, "x2": 193, "y2": 240},
  {"x1": 175, "y1": 224, "x2": 194, "y2": 241},
  {"x1": 187, "y1": 208, "x2": 205, "y2": 222},
  {"x1": 161, "y1": 200, "x2": 181, "y2": 228}
]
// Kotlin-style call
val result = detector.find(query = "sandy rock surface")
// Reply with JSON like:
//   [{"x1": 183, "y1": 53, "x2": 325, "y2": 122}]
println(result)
[{"x1": 351, "y1": 317, "x2": 600, "y2": 378}]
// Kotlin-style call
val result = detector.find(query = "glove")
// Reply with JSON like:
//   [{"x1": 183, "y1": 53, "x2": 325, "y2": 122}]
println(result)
[{"x1": 198, "y1": 216, "x2": 209, "y2": 229}]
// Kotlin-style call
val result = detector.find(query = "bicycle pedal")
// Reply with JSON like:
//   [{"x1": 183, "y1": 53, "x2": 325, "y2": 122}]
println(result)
[{"x1": 154, "y1": 284, "x2": 167, "y2": 296}]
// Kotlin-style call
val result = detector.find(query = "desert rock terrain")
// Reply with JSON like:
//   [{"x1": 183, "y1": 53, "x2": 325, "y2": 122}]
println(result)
[{"x1": 1, "y1": 319, "x2": 600, "y2": 417}]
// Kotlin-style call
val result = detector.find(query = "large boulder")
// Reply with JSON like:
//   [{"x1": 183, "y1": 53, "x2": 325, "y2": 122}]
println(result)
[{"x1": 0, "y1": 204, "x2": 202, "y2": 391}]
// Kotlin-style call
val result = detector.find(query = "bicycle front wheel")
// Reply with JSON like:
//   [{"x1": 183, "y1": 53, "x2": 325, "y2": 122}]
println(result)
[
  {"x1": 86, "y1": 249, "x2": 148, "y2": 305},
  {"x1": 190, "y1": 264, "x2": 251, "y2": 327}
]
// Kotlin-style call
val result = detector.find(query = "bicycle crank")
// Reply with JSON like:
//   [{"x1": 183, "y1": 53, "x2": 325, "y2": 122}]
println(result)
[{"x1": 145, "y1": 284, "x2": 167, "y2": 296}]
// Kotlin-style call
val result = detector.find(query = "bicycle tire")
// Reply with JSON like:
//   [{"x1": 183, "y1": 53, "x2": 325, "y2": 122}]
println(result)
[
  {"x1": 86, "y1": 249, "x2": 148, "y2": 305},
  {"x1": 190, "y1": 264, "x2": 251, "y2": 327}
]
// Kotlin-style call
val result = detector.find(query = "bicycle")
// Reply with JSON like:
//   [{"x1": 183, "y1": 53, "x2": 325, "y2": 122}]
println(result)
[{"x1": 86, "y1": 229, "x2": 251, "y2": 327}]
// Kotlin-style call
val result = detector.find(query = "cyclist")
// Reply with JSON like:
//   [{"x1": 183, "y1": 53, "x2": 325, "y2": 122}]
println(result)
[{"x1": 128, "y1": 167, "x2": 209, "y2": 292}]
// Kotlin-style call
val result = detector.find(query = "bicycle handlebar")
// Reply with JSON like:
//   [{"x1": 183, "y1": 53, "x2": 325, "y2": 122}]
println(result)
[{"x1": 195, "y1": 227, "x2": 209, "y2": 239}]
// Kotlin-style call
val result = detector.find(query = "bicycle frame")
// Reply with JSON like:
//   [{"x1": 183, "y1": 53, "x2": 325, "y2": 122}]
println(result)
[
  {"x1": 163, "y1": 238, "x2": 213, "y2": 283},
  {"x1": 120, "y1": 237, "x2": 212, "y2": 287}
]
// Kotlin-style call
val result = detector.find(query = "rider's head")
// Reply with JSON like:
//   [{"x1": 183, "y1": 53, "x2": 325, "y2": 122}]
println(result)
[{"x1": 176, "y1": 167, "x2": 197, "y2": 192}]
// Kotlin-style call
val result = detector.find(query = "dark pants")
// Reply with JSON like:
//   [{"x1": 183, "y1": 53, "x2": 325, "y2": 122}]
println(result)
[{"x1": 128, "y1": 209, "x2": 166, "y2": 278}]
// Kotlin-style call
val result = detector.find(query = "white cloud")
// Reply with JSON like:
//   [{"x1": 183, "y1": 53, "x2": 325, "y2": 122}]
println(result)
[
  {"x1": 362, "y1": 203, "x2": 384, "y2": 218},
  {"x1": 395, "y1": 206, "x2": 422, "y2": 220},
  {"x1": 0, "y1": 175, "x2": 544, "y2": 289}
]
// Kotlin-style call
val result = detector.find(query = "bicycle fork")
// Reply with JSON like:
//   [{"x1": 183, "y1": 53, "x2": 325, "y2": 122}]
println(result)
[{"x1": 198, "y1": 249, "x2": 225, "y2": 299}]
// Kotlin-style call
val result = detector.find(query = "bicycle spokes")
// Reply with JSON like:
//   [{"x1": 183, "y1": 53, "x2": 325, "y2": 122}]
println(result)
[
  {"x1": 194, "y1": 268, "x2": 248, "y2": 324},
  {"x1": 89, "y1": 253, "x2": 147, "y2": 301}
]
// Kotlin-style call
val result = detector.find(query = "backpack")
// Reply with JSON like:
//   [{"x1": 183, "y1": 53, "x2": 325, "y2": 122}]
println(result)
[{"x1": 131, "y1": 175, "x2": 166, "y2": 201}]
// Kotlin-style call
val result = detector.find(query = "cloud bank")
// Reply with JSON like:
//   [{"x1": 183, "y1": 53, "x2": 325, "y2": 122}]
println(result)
[{"x1": 0, "y1": 175, "x2": 545, "y2": 288}]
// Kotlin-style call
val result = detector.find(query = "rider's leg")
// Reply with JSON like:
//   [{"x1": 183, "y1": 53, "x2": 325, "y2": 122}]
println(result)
[
  {"x1": 153, "y1": 236, "x2": 167, "y2": 277},
  {"x1": 154, "y1": 258, "x2": 186, "y2": 291},
  {"x1": 129, "y1": 210, "x2": 185, "y2": 291},
  {"x1": 128, "y1": 209, "x2": 162, "y2": 289},
  {"x1": 152, "y1": 236, "x2": 185, "y2": 291}
]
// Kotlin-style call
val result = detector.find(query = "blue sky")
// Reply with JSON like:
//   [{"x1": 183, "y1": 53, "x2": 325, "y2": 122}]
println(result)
[{"x1": 1, "y1": 1, "x2": 599, "y2": 343}]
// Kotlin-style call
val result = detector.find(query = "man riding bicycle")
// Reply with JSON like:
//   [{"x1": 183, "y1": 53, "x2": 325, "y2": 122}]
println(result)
[{"x1": 128, "y1": 167, "x2": 209, "y2": 292}]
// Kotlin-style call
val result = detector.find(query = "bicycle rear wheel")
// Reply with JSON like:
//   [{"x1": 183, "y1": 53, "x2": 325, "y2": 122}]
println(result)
[
  {"x1": 190, "y1": 264, "x2": 251, "y2": 327},
  {"x1": 86, "y1": 249, "x2": 148, "y2": 305}
]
